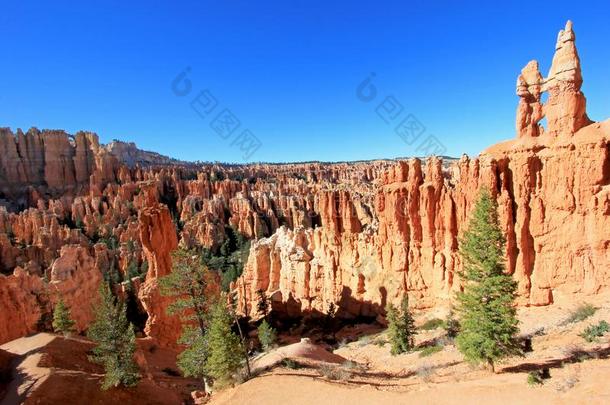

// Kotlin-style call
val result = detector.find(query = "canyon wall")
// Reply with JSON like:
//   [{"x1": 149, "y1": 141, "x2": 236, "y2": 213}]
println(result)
[
  {"x1": 0, "y1": 21, "x2": 607, "y2": 346},
  {"x1": 235, "y1": 21, "x2": 610, "y2": 319}
]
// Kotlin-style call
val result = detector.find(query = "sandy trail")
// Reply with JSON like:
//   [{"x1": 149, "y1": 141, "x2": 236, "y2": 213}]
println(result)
[{"x1": 0, "y1": 333, "x2": 56, "y2": 405}]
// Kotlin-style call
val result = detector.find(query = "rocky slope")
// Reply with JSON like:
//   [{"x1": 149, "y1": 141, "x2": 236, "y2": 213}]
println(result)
[{"x1": 0, "y1": 21, "x2": 607, "y2": 349}]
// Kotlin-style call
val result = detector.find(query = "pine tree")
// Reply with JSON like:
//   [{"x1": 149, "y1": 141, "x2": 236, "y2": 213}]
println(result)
[
  {"x1": 386, "y1": 295, "x2": 417, "y2": 355},
  {"x1": 443, "y1": 308, "x2": 460, "y2": 339},
  {"x1": 257, "y1": 319, "x2": 277, "y2": 351},
  {"x1": 204, "y1": 300, "x2": 244, "y2": 387},
  {"x1": 176, "y1": 328, "x2": 209, "y2": 379},
  {"x1": 161, "y1": 249, "x2": 213, "y2": 336},
  {"x1": 87, "y1": 284, "x2": 140, "y2": 389},
  {"x1": 455, "y1": 188, "x2": 521, "y2": 372},
  {"x1": 52, "y1": 298, "x2": 76, "y2": 336},
  {"x1": 256, "y1": 289, "x2": 269, "y2": 320},
  {"x1": 160, "y1": 249, "x2": 215, "y2": 380}
]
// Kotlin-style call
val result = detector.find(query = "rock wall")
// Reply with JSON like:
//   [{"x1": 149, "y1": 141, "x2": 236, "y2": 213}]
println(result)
[
  {"x1": 137, "y1": 204, "x2": 182, "y2": 347},
  {"x1": 0, "y1": 20, "x2": 607, "y2": 347},
  {"x1": 235, "y1": 21, "x2": 610, "y2": 319}
]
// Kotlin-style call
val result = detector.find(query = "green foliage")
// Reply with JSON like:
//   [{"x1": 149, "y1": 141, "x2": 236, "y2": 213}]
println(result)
[
  {"x1": 204, "y1": 300, "x2": 244, "y2": 387},
  {"x1": 386, "y1": 296, "x2": 417, "y2": 355},
  {"x1": 139, "y1": 261, "x2": 149, "y2": 280},
  {"x1": 256, "y1": 289, "x2": 269, "y2": 320},
  {"x1": 419, "y1": 345, "x2": 443, "y2": 358},
  {"x1": 202, "y1": 227, "x2": 250, "y2": 291},
  {"x1": 579, "y1": 320, "x2": 609, "y2": 343},
  {"x1": 318, "y1": 364, "x2": 351, "y2": 381},
  {"x1": 257, "y1": 319, "x2": 277, "y2": 351},
  {"x1": 87, "y1": 285, "x2": 140, "y2": 390},
  {"x1": 160, "y1": 249, "x2": 216, "y2": 380},
  {"x1": 566, "y1": 304, "x2": 598, "y2": 324},
  {"x1": 176, "y1": 327, "x2": 209, "y2": 379},
  {"x1": 104, "y1": 257, "x2": 122, "y2": 285},
  {"x1": 281, "y1": 358, "x2": 301, "y2": 369},
  {"x1": 527, "y1": 371, "x2": 544, "y2": 386},
  {"x1": 125, "y1": 239, "x2": 136, "y2": 254},
  {"x1": 443, "y1": 309, "x2": 460, "y2": 339},
  {"x1": 420, "y1": 318, "x2": 444, "y2": 331},
  {"x1": 52, "y1": 298, "x2": 75, "y2": 336},
  {"x1": 455, "y1": 188, "x2": 521, "y2": 371},
  {"x1": 160, "y1": 249, "x2": 213, "y2": 334},
  {"x1": 126, "y1": 260, "x2": 140, "y2": 280},
  {"x1": 100, "y1": 234, "x2": 118, "y2": 250}
]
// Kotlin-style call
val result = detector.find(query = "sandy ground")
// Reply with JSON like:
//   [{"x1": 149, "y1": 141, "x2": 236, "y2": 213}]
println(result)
[
  {"x1": 0, "y1": 334, "x2": 200, "y2": 404},
  {"x1": 212, "y1": 294, "x2": 610, "y2": 405},
  {"x1": 0, "y1": 333, "x2": 56, "y2": 405}
]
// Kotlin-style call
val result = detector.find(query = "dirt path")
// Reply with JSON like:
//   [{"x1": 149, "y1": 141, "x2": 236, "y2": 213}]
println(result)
[{"x1": 0, "y1": 333, "x2": 56, "y2": 405}]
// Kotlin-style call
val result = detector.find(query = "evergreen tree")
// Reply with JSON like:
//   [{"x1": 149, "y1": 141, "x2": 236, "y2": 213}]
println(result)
[
  {"x1": 443, "y1": 308, "x2": 460, "y2": 339},
  {"x1": 257, "y1": 319, "x2": 277, "y2": 351},
  {"x1": 204, "y1": 300, "x2": 244, "y2": 387},
  {"x1": 160, "y1": 249, "x2": 215, "y2": 380},
  {"x1": 161, "y1": 249, "x2": 213, "y2": 336},
  {"x1": 176, "y1": 328, "x2": 209, "y2": 379},
  {"x1": 324, "y1": 302, "x2": 336, "y2": 334},
  {"x1": 52, "y1": 298, "x2": 75, "y2": 336},
  {"x1": 87, "y1": 284, "x2": 140, "y2": 390},
  {"x1": 126, "y1": 260, "x2": 140, "y2": 280},
  {"x1": 386, "y1": 295, "x2": 417, "y2": 355},
  {"x1": 256, "y1": 289, "x2": 269, "y2": 320},
  {"x1": 455, "y1": 188, "x2": 521, "y2": 372}
]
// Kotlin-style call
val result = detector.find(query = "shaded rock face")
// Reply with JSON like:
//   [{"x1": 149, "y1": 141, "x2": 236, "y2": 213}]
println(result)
[
  {"x1": 0, "y1": 268, "x2": 45, "y2": 343},
  {"x1": 0, "y1": 21, "x2": 607, "y2": 347},
  {"x1": 516, "y1": 21, "x2": 592, "y2": 139},
  {"x1": 49, "y1": 245, "x2": 103, "y2": 332}
]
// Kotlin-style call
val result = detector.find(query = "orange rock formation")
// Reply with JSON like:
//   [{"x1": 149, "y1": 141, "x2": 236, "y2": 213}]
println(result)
[{"x1": 0, "y1": 21, "x2": 607, "y2": 347}]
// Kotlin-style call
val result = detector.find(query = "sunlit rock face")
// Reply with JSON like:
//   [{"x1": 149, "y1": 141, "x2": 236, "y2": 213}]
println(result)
[{"x1": 0, "y1": 21, "x2": 608, "y2": 347}]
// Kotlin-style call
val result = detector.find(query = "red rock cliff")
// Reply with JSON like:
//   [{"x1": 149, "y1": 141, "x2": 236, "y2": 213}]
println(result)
[{"x1": 235, "y1": 21, "x2": 610, "y2": 319}]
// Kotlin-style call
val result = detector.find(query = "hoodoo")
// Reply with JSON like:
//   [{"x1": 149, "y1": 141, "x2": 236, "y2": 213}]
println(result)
[
  {"x1": 234, "y1": 21, "x2": 609, "y2": 320},
  {"x1": 0, "y1": 21, "x2": 607, "y2": 349}
]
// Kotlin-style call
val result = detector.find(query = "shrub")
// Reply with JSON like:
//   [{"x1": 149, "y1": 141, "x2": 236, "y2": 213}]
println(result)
[
  {"x1": 318, "y1": 364, "x2": 351, "y2": 381},
  {"x1": 527, "y1": 371, "x2": 544, "y2": 386},
  {"x1": 420, "y1": 318, "x2": 444, "y2": 331},
  {"x1": 419, "y1": 345, "x2": 443, "y2": 358},
  {"x1": 341, "y1": 360, "x2": 361, "y2": 371},
  {"x1": 579, "y1": 320, "x2": 609, "y2": 343},
  {"x1": 372, "y1": 337, "x2": 388, "y2": 347},
  {"x1": 357, "y1": 335, "x2": 371, "y2": 347},
  {"x1": 257, "y1": 319, "x2": 277, "y2": 351},
  {"x1": 386, "y1": 296, "x2": 417, "y2": 355},
  {"x1": 416, "y1": 363, "x2": 434, "y2": 382},
  {"x1": 282, "y1": 358, "x2": 301, "y2": 370},
  {"x1": 443, "y1": 310, "x2": 460, "y2": 339},
  {"x1": 565, "y1": 303, "x2": 597, "y2": 324},
  {"x1": 52, "y1": 298, "x2": 76, "y2": 336}
]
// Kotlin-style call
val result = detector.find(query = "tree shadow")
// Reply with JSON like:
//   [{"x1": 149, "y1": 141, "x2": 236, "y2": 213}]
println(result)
[
  {"x1": 1, "y1": 342, "x2": 52, "y2": 405},
  {"x1": 501, "y1": 345, "x2": 610, "y2": 374}
]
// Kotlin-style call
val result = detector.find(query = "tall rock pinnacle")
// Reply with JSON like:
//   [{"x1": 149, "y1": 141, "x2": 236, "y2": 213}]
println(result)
[{"x1": 516, "y1": 21, "x2": 593, "y2": 138}]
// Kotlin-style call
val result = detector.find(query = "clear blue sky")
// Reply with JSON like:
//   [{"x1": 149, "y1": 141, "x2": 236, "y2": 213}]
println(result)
[{"x1": 2, "y1": 1, "x2": 609, "y2": 163}]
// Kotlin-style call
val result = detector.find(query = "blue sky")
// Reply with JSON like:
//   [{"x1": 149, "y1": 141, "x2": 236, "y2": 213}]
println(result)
[{"x1": 2, "y1": 1, "x2": 609, "y2": 163}]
